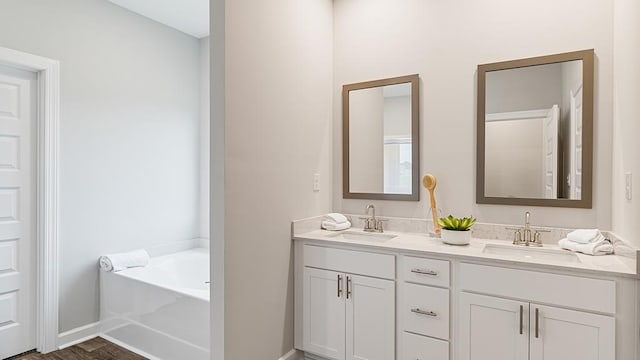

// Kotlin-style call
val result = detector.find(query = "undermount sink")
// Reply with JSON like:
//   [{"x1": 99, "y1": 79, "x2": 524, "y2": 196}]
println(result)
[
  {"x1": 483, "y1": 243, "x2": 581, "y2": 263},
  {"x1": 327, "y1": 231, "x2": 398, "y2": 243}
]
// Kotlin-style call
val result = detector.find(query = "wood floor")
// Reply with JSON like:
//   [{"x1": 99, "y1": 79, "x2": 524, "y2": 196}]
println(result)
[{"x1": 7, "y1": 337, "x2": 148, "y2": 360}]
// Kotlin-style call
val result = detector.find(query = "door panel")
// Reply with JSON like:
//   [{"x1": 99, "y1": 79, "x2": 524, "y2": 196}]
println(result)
[
  {"x1": 303, "y1": 267, "x2": 346, "y2": 360},
  {"x1": 0, "y1": 66, "x2": 36, "y2": 359},
  {"x1": 345, "y1": 274, "x2": 394, "y2": 360},
  {"x1": 530, "y1": 304, "x2": 614, "y2": 360},
  {"x1": 542, "y1": 105, "x2": 559, "y2": 198},
  {"x1": 459, "y1": 292, "x2": 529, "y2": 360}
]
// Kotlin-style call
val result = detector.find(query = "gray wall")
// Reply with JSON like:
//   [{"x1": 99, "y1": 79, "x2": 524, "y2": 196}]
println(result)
[
  {"x1": 486, "y1": 63, "x2": 563, "y2": 114},
  {"x1": 222, "y1": 0, "x2": 334, "y2": 358},
  {"x1": 333, "y1": 0, "x2": 613, "y2": 229},
  {"x1": 0, "y1": 0, "x2": 201, "y2": 332},
  {"x1": 612, "y1": 0, "x2": 640, "y2": 246}
]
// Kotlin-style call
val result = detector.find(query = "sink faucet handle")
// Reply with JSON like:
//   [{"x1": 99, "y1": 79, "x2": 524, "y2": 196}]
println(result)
[
  {"x1": 505, "y1": 227, "x2": 525, "y2": 245},
  {"x1": 530, "y1": 230, "x2": 548, "y2": 247},
  {"x1": 375, "y1": 218, "x2": 388, "y2": 233}
]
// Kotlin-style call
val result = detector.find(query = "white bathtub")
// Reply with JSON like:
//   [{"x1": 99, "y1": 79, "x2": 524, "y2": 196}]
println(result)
[{"x1": 100, "y1": 248, "x2": 210, "y2": 360}]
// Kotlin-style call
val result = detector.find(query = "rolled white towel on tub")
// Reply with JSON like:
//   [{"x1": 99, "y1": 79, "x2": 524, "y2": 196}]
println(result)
[{"x1": 99, "y1": 249, "x2": 150, "y2": 272}]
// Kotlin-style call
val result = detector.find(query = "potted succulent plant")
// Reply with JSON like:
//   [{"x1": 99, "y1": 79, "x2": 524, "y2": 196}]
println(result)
[{"x1": 438, "y1": 215, "x2": 476, "y2": 245}]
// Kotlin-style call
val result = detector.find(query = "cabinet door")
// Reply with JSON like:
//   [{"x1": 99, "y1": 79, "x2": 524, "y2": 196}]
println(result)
[
  {"x1": 459, "y1": 292, "x2": 529, "y2": 360},
  {"x1": 345, "y1": 274, "x2": 395, "y2": 360},
  {"x1": 530, "y1": 304, "x2": 614, "y2": 360},
  {"x1": 303, "y1": 267, "x2": 346, "y2": 360}
]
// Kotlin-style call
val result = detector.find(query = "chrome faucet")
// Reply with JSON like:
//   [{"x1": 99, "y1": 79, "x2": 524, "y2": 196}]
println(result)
[
  {"x1": 362, "y1": 204, "x2": 385, "y2": 232},
  {"x1": 507, "y1": 211, "x2": 546, "y2": 246},
  {"x1": 523, "y1": 211, "x2": 532, "y2": 244}
]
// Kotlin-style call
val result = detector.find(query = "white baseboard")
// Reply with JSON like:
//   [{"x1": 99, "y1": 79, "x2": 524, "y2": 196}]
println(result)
[
  {"x1": 57, "y1": 322, "x2": 100, "y2": 349},
  {"x1": 279, "y1": 349, "x2": 304, "y2": 360}
]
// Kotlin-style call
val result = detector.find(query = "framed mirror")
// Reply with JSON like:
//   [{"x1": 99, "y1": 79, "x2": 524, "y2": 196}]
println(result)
[
  {"x1": 477, "y1": 49, "x2": 594, "y2": 208},
  {"x1": 343, "y1": 74, "x2": 420, "y2": 201}
]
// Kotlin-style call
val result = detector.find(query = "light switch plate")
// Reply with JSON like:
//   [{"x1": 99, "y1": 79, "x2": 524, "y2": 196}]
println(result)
[
  {"x1": 625, "y1": 172, "x2": 632, "y2": 200},
  {"x1": 313, "y1": 173, "x2": 320, "y2": 192}
]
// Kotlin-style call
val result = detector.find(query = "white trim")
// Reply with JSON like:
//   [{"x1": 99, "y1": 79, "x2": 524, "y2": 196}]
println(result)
[
  {"x1": 279, "y1": 349, "x2": 303, "y2": 360},
  {"x1": 0, "y1": 46, "x2": 60, "y2": 353},
  {"x1": 145, "y1": 237, "x2": 204, "y2": 257},
  {"x1": 99, "y1": 334, "x2": 161, "y2": 360},
  {"x1": 486, "y1": 108, "x2": 550, "y2": 122},
  {"x1": 57, "y1": 322, "x2": 100, "y2": 350}
]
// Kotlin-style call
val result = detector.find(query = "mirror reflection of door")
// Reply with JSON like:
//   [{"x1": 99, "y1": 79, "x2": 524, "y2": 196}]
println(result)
[
  {"x1": 484, "y1": 60, "x2": 583, "y2": 200},
  {"x1": 569, "y1": 85, "x2": 583, "y2": 200}
]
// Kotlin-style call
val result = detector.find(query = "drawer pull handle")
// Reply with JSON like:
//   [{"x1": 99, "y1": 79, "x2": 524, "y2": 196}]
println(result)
[
  {"x1": 346, "y1": 276, "x2": 352, "y2": 299},
  {"x1": 337, "y1": 274, "x2": 342, "y2": 298},
  {"x1": 411, "y1": 268, "x2": 438, "y2": 276},
  {"x1": 411, "y1": 308, "x2": 437, "y2": 317}
]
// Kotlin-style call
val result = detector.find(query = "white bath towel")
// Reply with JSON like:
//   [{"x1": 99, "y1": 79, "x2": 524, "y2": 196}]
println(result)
[
  {"x1": 567, "y1": 229, "x2": 603, "y2": 244},
  {"x1": 325, "y1": 213, "x2": 349, "y2": 224},
  {"x1": 321, "y1": 220, "x2": 352, "y2": 231},
  {"x1": 99, "y1": 249, "x2": 150, "y2": 272},
  {"x1": 558, "y1": 238, "x2": 613, "y2": 256}
]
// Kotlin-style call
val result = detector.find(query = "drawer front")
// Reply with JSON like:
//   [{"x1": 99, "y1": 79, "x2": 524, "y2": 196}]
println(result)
[
  {"x1": 459, "y1": 263, "x2": 616, "y2": 314},
  {"x1": 402, "y1": 256, "x2": 450, "y2": 287},
  {"x1": 401, "y1": 283, "x2": 449, "y2": 340},
  {"x1": 303, "y1": 245, "x2": 395, "y2": 279},
  {"x1": 401, "y1": 331, "x2": 449, "y2": 360}
]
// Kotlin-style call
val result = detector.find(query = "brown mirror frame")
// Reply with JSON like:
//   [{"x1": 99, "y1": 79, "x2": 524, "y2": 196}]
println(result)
[
  {"x1": 343, "y1": 74, "x2": 420, "y2": 201},
  {"x1": 476, "y1": 49, "x2": 594, "y2": 208}
]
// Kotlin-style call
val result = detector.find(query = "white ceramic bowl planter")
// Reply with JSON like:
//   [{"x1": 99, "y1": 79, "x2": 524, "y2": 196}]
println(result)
[
  {"x1": 441, "y1": 229, "x2": 471, "y2": 245},
  {"x1": 438, "y1": 215, "x2": 476, "y2": 246}
]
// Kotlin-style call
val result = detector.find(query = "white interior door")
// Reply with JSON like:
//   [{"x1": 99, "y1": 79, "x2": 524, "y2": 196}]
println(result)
[
  {"x1": 542, "y1": 105, "x2": 559, "y2": 199},
  {"x1": 569, "y1": 86, "x2": 583, "y2": 200},
  {"x1": 0, "y1": 65, "x2": 36, "y2": 358},
  {"x1": 345, "y1": 274, "x2": 394, "y2": 360}
]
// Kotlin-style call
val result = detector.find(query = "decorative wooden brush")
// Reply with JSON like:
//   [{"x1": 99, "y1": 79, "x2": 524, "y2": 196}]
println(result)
[{"x1": 422, "y1": 174, "x2": 441, "y2": 235}]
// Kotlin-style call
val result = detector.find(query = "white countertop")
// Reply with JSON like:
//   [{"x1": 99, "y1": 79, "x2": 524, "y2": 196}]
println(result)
[{"x1": 293, "y1": 229, "x2": 638, "y2": 278}]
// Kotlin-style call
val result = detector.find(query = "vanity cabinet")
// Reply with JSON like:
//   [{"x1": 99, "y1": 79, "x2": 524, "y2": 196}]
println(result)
[
  {"x1": 459, "y1": 292, "x2": 614, "y2": 360},
  {"x1": 302, "y1": 245, "x2": 395, "y2": 360},
  {"x1": 458, "y1": 292, "x2": 529, "y2": 360},
  {"x1": 529, "y1": 304, "x2": 614, "y2": 360},
  {"x1": 458, "y1": 263, "x2": 615, "y2": 360},
  {"x1": 293, "y1": 240, "x2": 635, "y2": 360}
]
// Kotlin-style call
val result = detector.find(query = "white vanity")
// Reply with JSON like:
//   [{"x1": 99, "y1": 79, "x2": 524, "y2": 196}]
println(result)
[{"x1": 292, "y1": 222, "x2": 639, "y2": 360}]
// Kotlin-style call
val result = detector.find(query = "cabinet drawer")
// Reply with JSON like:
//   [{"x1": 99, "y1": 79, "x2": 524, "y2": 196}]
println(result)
[
  {"x1": 402, "y1": 256, "x2": 450, "y2": 287},
  {"x1": 401, "y1": 331, "x2": 448, "y2": 359},
  {"x1": 459, "y1": 263, "x2": 616, "y2": 314},
  {"x1": 401, "y1": 283, "x2": 449, "y2": 340},
  {"x1": 303, "y1": 245, "x2": 395, "y2": 279}
]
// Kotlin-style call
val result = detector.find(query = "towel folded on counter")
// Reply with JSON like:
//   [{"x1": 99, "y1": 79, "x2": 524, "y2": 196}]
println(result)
[
  {"x1": 558, "y1": 237, "x2": 613, "y2": 256},
  {"x1": 322, "y1": 220, "x2": 352, "y2": 231},
  {"x1": 321, "y1": 213, "x2": 352, "y2": 231},
  {"x1": 99, "y1": 249, "x2": 150, "y2": 272},
  {"x1": 325, "y1": 213, "x2": 349, "y2": 224},
  {"x1": 567, "y1": 229, "x2": 604, "y2": 244}
]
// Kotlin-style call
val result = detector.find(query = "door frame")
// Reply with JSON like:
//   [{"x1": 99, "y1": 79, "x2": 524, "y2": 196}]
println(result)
[{"x1": 0, "y1": 46, "x2": 60, "y2": 353}]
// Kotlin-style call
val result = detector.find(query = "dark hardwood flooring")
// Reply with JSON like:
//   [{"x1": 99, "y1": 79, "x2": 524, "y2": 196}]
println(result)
[{"x1": 7, "y1": 337, "x2": 147, "y2": 360}]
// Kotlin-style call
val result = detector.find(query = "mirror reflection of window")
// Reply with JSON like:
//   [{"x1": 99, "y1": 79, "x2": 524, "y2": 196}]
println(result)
[
  {"x1": 343, "y1": 74, "x2": 419, "y2": 201},
  {"x1": 382, "y1": 83, "x2": 412, "y2": 194},
  {"x1": 348, "y1": 82, "x2": 412, "y2": 195}
]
